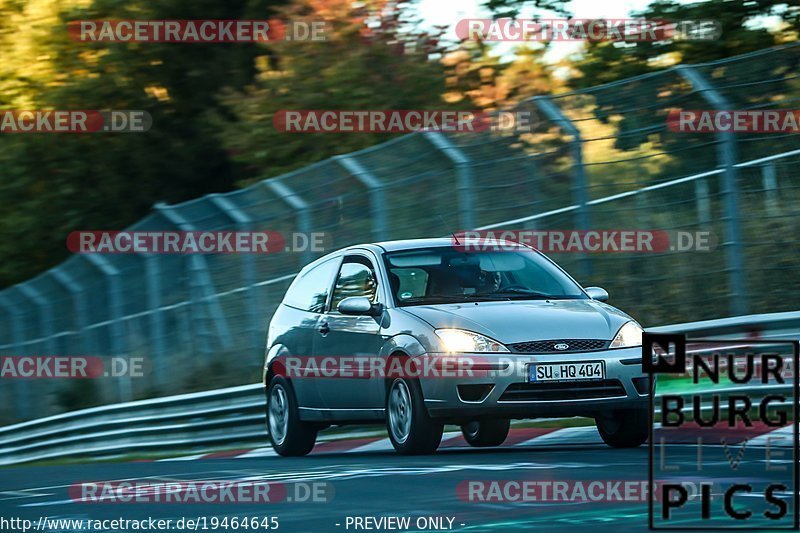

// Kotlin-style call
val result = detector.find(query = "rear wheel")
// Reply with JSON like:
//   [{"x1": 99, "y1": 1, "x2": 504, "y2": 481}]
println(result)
[
  {"x1": 386, "y1": 378, "x2": 443, "y2": 455},
  {"x1": 461, "y1": 419, "x2": 510, "y2": 447},
  {"x1": 596, "y1": 408, "x2": 648, "y2": 448},
  {"x1": 267, "y1": 376, "x2": 317, "y2": 456}
]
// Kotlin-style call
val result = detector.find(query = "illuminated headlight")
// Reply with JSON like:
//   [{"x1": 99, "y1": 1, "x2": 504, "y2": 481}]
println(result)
[
  {"x1": 435, "y1": 329, "x2": 509, "y2": 353},
  {"x1": 610, "y1": 321, "x2": 643, "y2": 349}
]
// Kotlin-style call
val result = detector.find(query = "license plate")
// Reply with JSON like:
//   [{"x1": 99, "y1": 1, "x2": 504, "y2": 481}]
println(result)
[{"x1": 529, "y1": 361, "x2": 605, "y2": 383}]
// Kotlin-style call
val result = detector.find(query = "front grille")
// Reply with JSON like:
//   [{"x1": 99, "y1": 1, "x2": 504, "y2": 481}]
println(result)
[
  {"x1": 509, "y1": 339, "x2": 609, "y2": 354},
  {"x1": 498, "y1": 379, "x2": 626, "y2": 401}
]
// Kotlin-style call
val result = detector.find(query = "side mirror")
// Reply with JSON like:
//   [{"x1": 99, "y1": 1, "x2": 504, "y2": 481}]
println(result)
[
  {"x1": 338, "y1": 296, "x2": 383, "y2": 316},
  {"x1": 585, "y1": 286, "x2": 609, "y2": 302}
]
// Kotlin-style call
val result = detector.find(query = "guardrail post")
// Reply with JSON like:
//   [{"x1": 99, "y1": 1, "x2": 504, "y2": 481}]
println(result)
[
  {"x1": 335, "y1": 155, "x2": 388, "y2": 241},
  {"x1": 264, "y1": 180, "x2": 314, "y2": 265},
  {"x1": 677, "y1": 65, "x2": 748, "y2": 315},
  {"x1": 761, "y1": 162, "x2": 780, "y2": 217},
  {"x1": 208, "y1": 194, "x2": 262, "y2": 353},
  {"x1": 424, "y1": 131, "x2": 475, "y2": 230},
  {"x1": 83, "y1": 255, "x2": 131, "y2": 402},
  {"x1": 533, "y1": 96, "x2": 591, "y2": 278},
  {"x1": 0, "y1": 293, "x2": 31, "y2": 419},
  {"x1": 155, "y1": 203, "x2": 233, "y2": 359}
]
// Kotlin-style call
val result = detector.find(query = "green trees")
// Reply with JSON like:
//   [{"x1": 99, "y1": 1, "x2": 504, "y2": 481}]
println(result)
[
  {"x1": 218, "y1": 0, "x2": 456, "y2": 185},
  {"x1": 0, "y1": 0, "x2": 459, "y2": 286},
  {"x1": 2, "y1": 0, "x2": 796, "y2": 289}
]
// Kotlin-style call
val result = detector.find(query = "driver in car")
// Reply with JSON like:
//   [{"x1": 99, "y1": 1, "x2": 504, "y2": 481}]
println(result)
[{"x1": 476, "y1": 269, "x2": 501, "y2": 294}]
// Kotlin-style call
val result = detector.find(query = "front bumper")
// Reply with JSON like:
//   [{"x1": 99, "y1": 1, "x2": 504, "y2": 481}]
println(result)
[{"x1": 418, "y1": 347, "x2": 649, "y2": 421}]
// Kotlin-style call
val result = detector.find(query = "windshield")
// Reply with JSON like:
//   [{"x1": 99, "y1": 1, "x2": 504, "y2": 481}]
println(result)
[{"x1": 384, "y1": 246, "x2": 587, "y2": 306}]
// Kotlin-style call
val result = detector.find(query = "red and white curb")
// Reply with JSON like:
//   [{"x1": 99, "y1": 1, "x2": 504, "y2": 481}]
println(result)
[{"x1": 157, "y1": 422, "x2": 790, "y2": 462}]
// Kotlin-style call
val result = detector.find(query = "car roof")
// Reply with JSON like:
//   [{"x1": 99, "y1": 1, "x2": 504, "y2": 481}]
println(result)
[
  {"x1": 346, "y1": 237, "x2": 528, "y2": 253},
  {"x1": 372, "y1": 238, "x2": 454, "y2": 251}
]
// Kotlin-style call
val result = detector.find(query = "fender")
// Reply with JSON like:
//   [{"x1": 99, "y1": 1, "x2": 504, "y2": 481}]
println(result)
[
  {"x1": 380, "y1": 333, "x2": 426, "y2": 359},
  {"x1": 263, "y1": 343, "x2": 291, "y2": 384}
]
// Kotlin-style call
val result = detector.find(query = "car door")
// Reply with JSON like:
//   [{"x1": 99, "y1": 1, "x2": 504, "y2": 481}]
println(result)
[
  {"x1": 312, "y1": 252, "x2": 384, "y2": 412},
  {"x1": 277, "y1": 255, "x2": 341, "y2": 408}
]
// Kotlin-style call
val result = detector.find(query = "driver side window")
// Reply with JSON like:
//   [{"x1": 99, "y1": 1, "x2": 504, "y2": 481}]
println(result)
[{"x1": 330, "y1": 255, "x2": 379, "y2": 311}]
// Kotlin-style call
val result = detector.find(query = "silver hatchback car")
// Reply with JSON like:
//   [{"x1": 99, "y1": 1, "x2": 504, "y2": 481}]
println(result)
[{"x1": 264, "y1": 238, "x2": 649, "y2": 456}]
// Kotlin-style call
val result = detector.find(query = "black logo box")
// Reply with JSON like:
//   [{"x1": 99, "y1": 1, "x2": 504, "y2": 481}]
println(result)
[{"x1": 643, "y1": 332, "x2": 800, "y2": 530}]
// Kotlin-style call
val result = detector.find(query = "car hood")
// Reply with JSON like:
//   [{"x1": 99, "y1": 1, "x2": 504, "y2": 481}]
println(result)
[{"x1": 400, "y1": 299, "x2": 634, "y2": 344}]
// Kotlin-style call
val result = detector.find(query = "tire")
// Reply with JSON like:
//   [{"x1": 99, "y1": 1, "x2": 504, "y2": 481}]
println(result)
[
  {"x1": 386, "y1": 378, "x2": 444, "y2": 455},
  {"x1": 596, "y1": 408, "x2": 649, "y2": 448},
  {"x1": 461, "y1": 419, "x2": 510, "y2": 447},
  {"x1": 267, "y1": 376, "x2": 317, "y2": 456}
]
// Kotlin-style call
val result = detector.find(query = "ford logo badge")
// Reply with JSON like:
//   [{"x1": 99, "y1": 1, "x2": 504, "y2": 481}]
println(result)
[{"x1": 553, "y1": 343, "x2": 569, "y2": 351}]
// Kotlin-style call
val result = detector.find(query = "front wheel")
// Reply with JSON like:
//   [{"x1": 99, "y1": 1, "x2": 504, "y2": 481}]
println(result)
[
  {"x1": 595, "y1": 408, "x2": 649, "y2": 448},
  {"x1": 386, "y1": 378, "x2": 443, "y2": 455},
  {"x1": 267, "y1": 376, "x2": 317, "y2": 456},
  {"x1": 462, "y1": 419, "x2": 510, "y2": 447}
]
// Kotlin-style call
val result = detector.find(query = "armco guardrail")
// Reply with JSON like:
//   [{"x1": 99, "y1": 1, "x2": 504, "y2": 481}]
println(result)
[
  {"x1": 0, "y1": 311, "x2": 797, "y2": 466},
  {"x1": 651, "y1": 311, "x2": 800, "y2": 340},
  {"x1": 0, "y1": 384, "x2": 266, "y2": 466}
]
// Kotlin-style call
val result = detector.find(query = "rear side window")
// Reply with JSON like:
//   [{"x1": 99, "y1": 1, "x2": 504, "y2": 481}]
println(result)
[{"x1": 283, "y1": 258, "x2": 339, "y2": 312}]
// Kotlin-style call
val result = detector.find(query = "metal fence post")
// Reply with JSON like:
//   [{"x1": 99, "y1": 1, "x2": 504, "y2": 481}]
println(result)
[
  {"x1": 424, "y1": 131, "x2": 475, "y2": 230},
  {"x1": 761, "y1": 162, "x2": 780, "y2": 217},
  {"x1": 155, "y1": 203, "x2": 233, "y2": 358},
  {"x1": 335, "y1": 155, "x2": 388, "y2": 241},
  {"x1": 677, "y1": 65, "x2": 748, "y2": 315},
  {"x1": 264, "y1": 180, "x2": 314, "y2": 265},
  {"x1": 695, "y1": 178, "x2": 711, "y2": 227},
  {"x1": 83, "y1": 255, "x2": 131, "y2": 402},
  {"x1": 141, "y1": 253, "x2": 167, "y2": 387},
  {"x1": 0, "y1": 293, "x2": 31, "y2": 419},
  {"x1": 18, "y1": 282, "x2": 57, "y2": 355},
  {"x1": 208, "y1": 194, "x2": 262, "y2": 353},
  {"x1": 533, "y1": 95, "x2": 592, "y2": 278},
  {"x1": 50, "y1": 268, "x2": 90, "y2": 356}
]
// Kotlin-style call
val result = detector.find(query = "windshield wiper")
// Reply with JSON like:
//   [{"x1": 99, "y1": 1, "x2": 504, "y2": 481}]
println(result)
[
  {"x1": 491, "y1": 288, "x2": 563, "y2": 299},
  {"x1": 399, "y1": 294, "x2": 509, "y2": 305}
]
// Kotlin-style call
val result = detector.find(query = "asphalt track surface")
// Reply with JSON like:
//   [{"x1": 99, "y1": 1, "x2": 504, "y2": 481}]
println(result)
[{"x1": 2, "y1": 438, "x2": 787, "y2": 533}]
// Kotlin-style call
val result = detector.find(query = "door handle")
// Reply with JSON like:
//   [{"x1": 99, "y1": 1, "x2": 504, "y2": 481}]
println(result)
[{"x1": 318, "y1": 321, "x2": 330, "y2": 335}]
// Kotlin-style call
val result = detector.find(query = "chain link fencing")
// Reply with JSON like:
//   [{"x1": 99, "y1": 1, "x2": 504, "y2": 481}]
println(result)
[{"x1": 1, "y1": 43, "x2": 799, "y2": 423}]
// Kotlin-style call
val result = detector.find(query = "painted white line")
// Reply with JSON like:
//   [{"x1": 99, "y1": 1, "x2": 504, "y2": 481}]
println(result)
[
  {"x1": 347, "y1": 438, "x2": 394, "y2": 454},
  {"x1": 237, "y1": 447, "x2": 278, "y2": 458},
  {"x1": 157, "y1": 453, "x2": 209, "y2": 462},
  {"x1": 0, "y1": 490, "x2": 53, "y2": 501},
  {"x1": 439, "y1": 431, "x2": 466, "y2": 446},
  {"x1": 20, "y1": 499, "x2": 74, "y2": 508},
  {"x1": 517, "y1": 426, "x2": 602, "y2": 447},
  {"x1": 747, "y1": 425, "x2": 793, "y2": 447}
]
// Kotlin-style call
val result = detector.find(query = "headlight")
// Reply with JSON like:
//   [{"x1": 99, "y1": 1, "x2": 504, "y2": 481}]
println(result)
[
  {"x1": 435, "y1": 329, "x2": 509, "y2": 353},
  {"x1": 610, "y1": 321, "x2": 643, "y2": 348}
]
